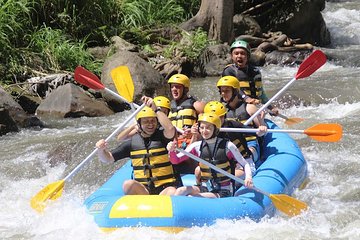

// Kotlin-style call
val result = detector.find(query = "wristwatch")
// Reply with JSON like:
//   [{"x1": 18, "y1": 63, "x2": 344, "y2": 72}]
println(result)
[{"x1": 154, "y1": 107, "x2": 161, "y2": 113}]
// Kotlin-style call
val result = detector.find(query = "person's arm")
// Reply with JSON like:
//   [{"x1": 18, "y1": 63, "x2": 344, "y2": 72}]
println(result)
[
  {"x1": 142, "y1": 96, "x2": 175, "y2": 139},
  {"x1": 167, "y1": 140, "x2": 200, "y2": 164},
  {"x1": 117, "y1": 123, "x2": 137, "y2": 141},
  {"x1": 226, "y1": 141, "x2": 253, "y2": 187},
  {"x1": 193, "y1": 100, "x2": 206, "y2": 115},
  {"x1": 157, "y1": 109, "x2": 175, "y2": 139}
]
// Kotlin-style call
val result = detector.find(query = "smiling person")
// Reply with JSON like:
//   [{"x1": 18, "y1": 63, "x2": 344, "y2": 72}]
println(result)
[
  {"x1": 116, "y1": 95, "x2": 171, "y2": 142},
  {"x1": 96, "y1": 96, "x2": 181, "y2": 195},
  {"x1": 167, "y1": 112, "x2": 253, "y2": 198},
  {"x1": 222, "y1": 40, "x2": 279, "y2": 115},
  {"x1": 167, "y1": 73, "x2": 205, "y2": 134},
  {"x1": 167, "y1": 73, "x2": 206, "y2": 173},
  {"x1": 217, "y1": 76, "x2": 267, "y2": 164}
]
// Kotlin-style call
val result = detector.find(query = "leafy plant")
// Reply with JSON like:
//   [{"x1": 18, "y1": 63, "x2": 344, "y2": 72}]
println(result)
[
  {"x1": 28, "y1": 26, "x2": 101, "y2": 72},
  {"x1": 119, "y1": 0, "x2": 186, "y2": 29},
  {"x1": 163, "y1": 28, "x2": 215, "y2": 61},
  {"x1": 0, "y1": 0, "x2": 30, "y2": 58}
]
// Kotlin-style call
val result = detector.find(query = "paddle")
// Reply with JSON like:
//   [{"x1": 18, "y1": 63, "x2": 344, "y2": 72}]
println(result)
[
  {"x1": 276, "y1": 113, "x2": 304, "y2": 125},
  {"x1": 74, "y1": 66, "x2": 134, "y2": 104},
  {"x1": 220, "y1": 123, "x2": 342, "y2": 142},
  {"x1": 30, "y1": 104, "x2": 145, "y2": 213},
  {"x1": 176, "y1": 148, "x2": 308, "y2": 216},
  {"x1": 244, "y1": 50, "x2": 327, "y2": 126},
  {"x1": 108, "y1": 66, "x2": 186, "y2": 134},
  {"x1": 111, "y1": 66, "x2": 135, "y2": 110},
  {"x1": 265, "y1": 109, "x2": 304, "y2": 125}
]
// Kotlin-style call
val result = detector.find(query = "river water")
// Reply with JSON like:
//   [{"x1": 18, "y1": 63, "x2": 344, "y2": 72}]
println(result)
[{"x1": 1, "y1": 1, "x2": 360, "y2": 239}]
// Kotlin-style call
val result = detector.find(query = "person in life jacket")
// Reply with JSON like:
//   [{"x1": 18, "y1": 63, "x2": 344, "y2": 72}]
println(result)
[
  {"x1": 96, "y1": 96, "x2": 181, "y2": 195},
  {"x1": 167, "y1": 112, "x2": 253, "y2": 198},
  {"x1": 222, "y1": 40, "x2": 279, "y2": 116},
  {"x1": 116, "y1": 96, "x2": 171, "y2": 142},
  {"x1": 203, "y1": 101, "x2": 264, "y2": 174},
  {"x1": 217, "y1": 75, "x2": 267, "y2": 163},
  {"x1": 167, "y1": 73, "x2": 205, "y2": 140}
]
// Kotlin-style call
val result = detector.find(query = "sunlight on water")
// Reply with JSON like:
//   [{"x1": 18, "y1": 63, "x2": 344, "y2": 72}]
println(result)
[
  {"x1": 324, "y1": 6, "x2": 360, "y2": 45},
  {"x1": 1, "y1": 2, "x2": 360, "y2": 239}
]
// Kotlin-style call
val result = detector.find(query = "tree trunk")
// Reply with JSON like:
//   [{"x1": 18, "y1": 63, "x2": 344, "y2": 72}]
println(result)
[{"x1": 180, "y1": 0, "x2": 234, "y2": 44}]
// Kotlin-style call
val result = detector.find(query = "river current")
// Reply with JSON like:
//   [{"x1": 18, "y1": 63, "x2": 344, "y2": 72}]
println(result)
[{"x1": 1, "y1": 1, "x2": 360, "y2": 239}]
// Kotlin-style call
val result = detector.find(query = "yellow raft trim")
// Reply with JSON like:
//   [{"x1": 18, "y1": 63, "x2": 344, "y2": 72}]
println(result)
[
  {"x1": 109, "y1": 195, "x2": 173, "y2": 218},
  {"x1": 101, "y1": 226, "x2": 186, "y2": 233}
]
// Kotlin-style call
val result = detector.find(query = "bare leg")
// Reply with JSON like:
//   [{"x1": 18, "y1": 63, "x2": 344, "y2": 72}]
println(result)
[
  {"x1": 123, "y1": 180, "x2": 149, "y2": 195},
  {"x1": 197, "y1": 192, "x2": 219, "y2": 198},
  {"x1": 194, "y1": 165, "x2": 201, "y2": 185},
  {"x1": 159, "y1": 186, "x2": 177, "y2": 195},
  {"x1": 175, "y1": 186, "x2": 200, "y2": 196}
]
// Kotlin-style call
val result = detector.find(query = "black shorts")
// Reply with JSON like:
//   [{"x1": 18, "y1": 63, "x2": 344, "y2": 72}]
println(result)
[{"x1": 146, "y1": 182, "x2": 177, "y2": 195}]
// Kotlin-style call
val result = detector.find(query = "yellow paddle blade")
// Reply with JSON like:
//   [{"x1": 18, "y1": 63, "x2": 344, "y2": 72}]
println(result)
[
  {"x1": 304, "y1": 123, "x2": 342, "y2": 142},
  {"x1": 111, "y1": 66, "x2": 134, "y2": 103},
  {"x1": 30, "y1": 180, "x2": 65, "y2": 213},
  {"x1": 284, "y1": 117, "x2": 304, "y2": 125},
  {"x1": 269, "y1": 193, "x2": 308, "y2": 216}
]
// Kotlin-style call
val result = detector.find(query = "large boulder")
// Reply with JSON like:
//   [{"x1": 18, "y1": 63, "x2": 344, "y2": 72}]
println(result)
[
  {"x1": 101, "y1": 50, "x2": 167, "y2": 105},
  {"x1": 36, "y1": 83, "x2": 114, "y2": 118},
  {"x1": 0, "y1": 86, "x2": 43, "y2": 135},
  {"x1": 194, "y1": 44, "x2": 231, "y2": 77},
  {"x1": 272, "y1": 0, "x2": 330, "y2": 46},
  {"x1": 0, "y1": 108, "x2": 19, "y2": 135}
]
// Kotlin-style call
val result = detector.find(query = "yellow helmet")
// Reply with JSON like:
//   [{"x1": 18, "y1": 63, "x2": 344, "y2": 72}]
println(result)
[
  {"x1": 136, "y1": 106, "x2": 157, "y2": 121},
  {"x1": 216, "y1": 76, "x2": 240, "y2": 89},
  {"x1": 153, "y1": 96, "x2": 171, "y2": 110},
  {"x1": 198, "y1": 112, "x2": 221, "y2": 129},
  {"x1": 168, "y1": 74, "x2": 190, "y2": 88},
  {"x1": 204, "y1": 101, "x2": 227, "y2": 117}
]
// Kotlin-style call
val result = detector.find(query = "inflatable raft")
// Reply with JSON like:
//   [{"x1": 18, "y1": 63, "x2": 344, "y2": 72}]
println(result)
[{"x1": 84, "y1": 120, "x2": 308, "y2": 232}]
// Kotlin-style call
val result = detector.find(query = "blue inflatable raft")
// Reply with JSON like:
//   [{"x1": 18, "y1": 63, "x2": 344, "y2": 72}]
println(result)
[{"x1": 84, "y1": 120, "x2": 308, "y2": 232}]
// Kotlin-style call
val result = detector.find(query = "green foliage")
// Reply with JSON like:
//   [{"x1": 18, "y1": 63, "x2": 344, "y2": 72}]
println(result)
[
  {"x1": 163, "y1": 28, "x2": 215, "y2": 61},
  {"x1": 119, "y1": 0, "x2": 186, "y2": 29},
  {"x1": 0, "y1": 0, "x2": 32, "y2": 60},
  {"x1": 175, "y1": 0, "x2": 201, "y2": 18},
  {"x1": 0, "y1": 0, "x2": 203, "y2": 84},
  {"x1": 29, "y1": 0, "x2": 123, "y2": 46},
  {"x1": 29, "y1": 26, "x2": 102, "y2": 72}
]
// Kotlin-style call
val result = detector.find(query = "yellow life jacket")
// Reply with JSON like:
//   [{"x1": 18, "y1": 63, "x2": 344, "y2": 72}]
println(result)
[
  {"x1": 169, "y1": 96, "x2": 197, "y2": 129},
  {"x1": 239, "y1": 78, "x2": 263, "y2": 99},
  {"x1": 130, "y1": 130, "x2": 177, "y2": 189}
]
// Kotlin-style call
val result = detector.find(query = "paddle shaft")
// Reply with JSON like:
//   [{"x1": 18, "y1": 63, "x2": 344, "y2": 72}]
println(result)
[
  {"x1": 276, "y1": 113, "x2": 290, "y2": 120},
  {"x1": 244, "y1": 78, "x2": 297, "y2": 126},
  {"x1": 219, "y1": 127, "x2": 304, "y2": 134},
  {"x1": 176, "y1": 148, "x2": 270, "y2": 198},
  {"x1": 63, "y1": 104, "x2": 145, "y2": 182},
  {"x1": 103, "y1": 87, "x2": 185, "y2": 134}
]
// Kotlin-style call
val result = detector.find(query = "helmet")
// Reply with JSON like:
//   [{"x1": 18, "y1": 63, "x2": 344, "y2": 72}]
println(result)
[
  {"x1": 154, "y1": 96, "x2": 171, "y2": 110},
  {"x1": 198, "y1": 112, "x2": 221, "y2": 129},
  {"x1": 216, "y1": 76, "x2": 240, "y2": 89},
  {"x1": 136, "y1": 106, "x2": 157, "y2": 121},
  {"x1": 204, "y1": 101, "x2": 227, "y2": 117},
  {"x1": 230, "y1": 40, "x2": 251, "y2": 55},
  {"x1": 167, "y1": 74, "x2": 190, "y2": 88}
]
